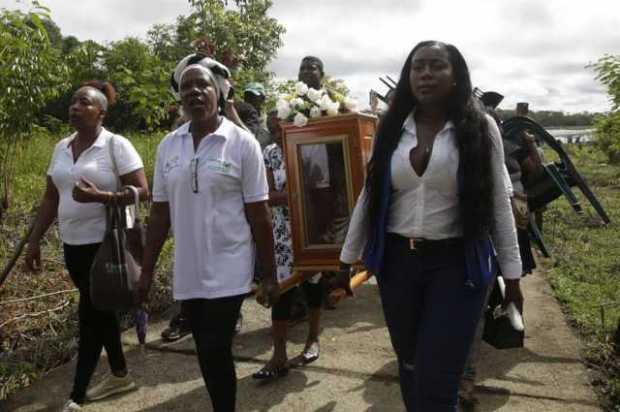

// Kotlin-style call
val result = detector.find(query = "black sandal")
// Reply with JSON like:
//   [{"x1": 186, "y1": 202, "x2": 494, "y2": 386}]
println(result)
[{"x1": 252, "y1": 365, "x2": 289, "y2": 380}]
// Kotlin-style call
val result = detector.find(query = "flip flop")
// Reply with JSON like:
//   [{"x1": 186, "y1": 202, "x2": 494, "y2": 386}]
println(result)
[{"x1": 252, "y1": 365, "x2": 289, "y2": 380}]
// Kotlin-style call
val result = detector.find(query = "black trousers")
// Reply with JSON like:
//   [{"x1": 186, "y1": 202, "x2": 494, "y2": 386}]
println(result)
[
  {"x1": 185, "y1": 295, "x2": 245, "y2": 412},
  {"x1": 377, "y1": 234, "x2": 487, "y2": 412},
  {"x1": 63, "y1": 243, "x2": 127, "y2": 404}
]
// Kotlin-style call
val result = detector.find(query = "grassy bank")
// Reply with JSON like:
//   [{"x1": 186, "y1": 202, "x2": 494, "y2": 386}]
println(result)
[
  {"x1": 541, "y1": 144, "x2": 620, "y2": 410},
  {"x1": 0, "y1": 129, "x2": 174, "y2": 400}
]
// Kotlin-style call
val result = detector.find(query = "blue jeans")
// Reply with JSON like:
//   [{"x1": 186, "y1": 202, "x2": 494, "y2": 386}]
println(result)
[{"x1": 377, "y1": 234, "x2": 487, "y2": 412}]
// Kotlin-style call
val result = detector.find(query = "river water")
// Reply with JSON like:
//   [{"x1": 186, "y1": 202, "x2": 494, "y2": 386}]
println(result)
[{"x1": 546, "y1": 127, "x2": 594, "y2": 143}]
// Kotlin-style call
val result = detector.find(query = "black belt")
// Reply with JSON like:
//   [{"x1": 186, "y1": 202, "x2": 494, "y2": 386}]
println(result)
[{"x1": 386, "y1": 233, "x2": 463, "y2": 253}]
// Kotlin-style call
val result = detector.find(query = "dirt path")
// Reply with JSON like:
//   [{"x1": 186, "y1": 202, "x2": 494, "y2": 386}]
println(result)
[{"x1": 3, "y1": 271, "x2": 602, "y2": 411}]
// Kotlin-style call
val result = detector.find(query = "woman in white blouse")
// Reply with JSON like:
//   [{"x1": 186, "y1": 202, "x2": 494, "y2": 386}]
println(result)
[
  {"x1": 25, "y1": 81, "x2": 148, "y2": 412},
  {"x1": 336, "y1": 41, "x2": 523, "y2": 411},
  {"x1": 137, "y1": 55, "x2": 280, "y2": 412}
]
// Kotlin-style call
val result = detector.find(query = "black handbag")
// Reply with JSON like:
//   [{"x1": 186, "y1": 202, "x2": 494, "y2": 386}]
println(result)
[
  {"x1": 482, "y1": 277, "x2": 525, "y2": 349},
  {"x1": 89, "y1": 136, "x2": 144, "y2": 311},
  {"x1": 89, "y1": 199, "x2": 142, "y2": 311}
]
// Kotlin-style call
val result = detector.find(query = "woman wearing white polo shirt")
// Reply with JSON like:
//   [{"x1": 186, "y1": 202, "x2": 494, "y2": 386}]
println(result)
[
  {"x1": 25, "y1": 80, "x2": 148, "y2": 412},
  {"x1": 137, "y1": 56, "x2": 279, "y2": 412}
]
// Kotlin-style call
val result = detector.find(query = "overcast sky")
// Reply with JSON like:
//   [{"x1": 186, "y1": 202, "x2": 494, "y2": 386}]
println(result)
[{"x1": 4, "y1": 0, "x2": 619, "y2": 113}]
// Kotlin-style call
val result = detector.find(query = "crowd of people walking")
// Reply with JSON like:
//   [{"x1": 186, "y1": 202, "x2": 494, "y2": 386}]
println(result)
[{"x1": 24, "y1": 40, "x2": 532, "y2": 412}]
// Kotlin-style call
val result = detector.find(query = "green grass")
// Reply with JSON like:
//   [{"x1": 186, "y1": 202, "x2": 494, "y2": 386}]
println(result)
[
  {"x1": 0, "y1": 129, "x2": 173, "y2": 400},
  {"x1": 541, "y1": 144, "x2": 620, "y2": 409},
  {"x1": 1, "y1": 132, "x2": 619, "y2": 407}
]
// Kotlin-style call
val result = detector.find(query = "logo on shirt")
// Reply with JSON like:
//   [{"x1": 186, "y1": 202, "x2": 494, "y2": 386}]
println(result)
[
  {"x1": 164, "y1": 156, "x2": 181, "y2": 173},
  {"x1": 205, "y1": 157, "x2": 232, "y2": 173}
]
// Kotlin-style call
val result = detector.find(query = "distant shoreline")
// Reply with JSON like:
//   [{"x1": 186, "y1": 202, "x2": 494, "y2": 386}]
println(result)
[{"x1": 546, "y1": 126, "x2": 594, "y2": 143}]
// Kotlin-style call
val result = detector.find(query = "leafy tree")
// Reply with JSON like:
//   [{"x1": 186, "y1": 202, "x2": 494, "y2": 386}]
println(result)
[
  {"x1": 593, "y1": 54, "x2": 620, "y2": 111},
  {"x1": 594, "y1": 112, "x2": 620, "y2": 163},
  {"x1": 60, "y1": 35, "x2": 80, "y2": 54},
  {"x1": 40, "y1": 39, "x2": 106, "y2": 127},
  {"x1": 26, "y1": 15, "x2": 62, "y2": 49},
  {"x1": 103, "y1": 38, "x2": 174, "y2": 130},
  {"x1": 180, "y1": 0, "x2": 285, "y2": 87},
  {"x1": 66, "y1": 40, "x2": 106, "y2": 83},
  {"x1": 592, "y1": 54, "x2": 620, "y2": 163},
  {"x1": 0, "y1": 1, "x2": 68, "y2": 213},
  {"x1": 147, "y1": 23, "x2": 183, "y2": 63}
]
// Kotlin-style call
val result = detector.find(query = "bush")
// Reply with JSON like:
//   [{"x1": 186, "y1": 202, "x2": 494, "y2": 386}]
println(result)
[{"x1": 594, "y1": 112, "x2": 620, "y2": 164}]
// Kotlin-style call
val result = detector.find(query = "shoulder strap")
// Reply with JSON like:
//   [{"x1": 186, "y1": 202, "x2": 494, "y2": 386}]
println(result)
[{"x1": 108, "y1": 134, "x2": 121, "y2": 191}]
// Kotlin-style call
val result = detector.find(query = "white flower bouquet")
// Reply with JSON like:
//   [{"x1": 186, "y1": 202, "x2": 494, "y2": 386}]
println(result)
[{"x1": 275, "y1": 79, "x2": 358, "y2": 127}]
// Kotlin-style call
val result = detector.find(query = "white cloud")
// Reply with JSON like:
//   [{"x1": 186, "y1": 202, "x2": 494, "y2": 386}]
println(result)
[{"x1": 2, "y1": 0, "x2": 618, "y2": 112}]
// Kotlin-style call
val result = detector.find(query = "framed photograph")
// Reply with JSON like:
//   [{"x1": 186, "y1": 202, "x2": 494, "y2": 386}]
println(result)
[{"x1": 282, "y1": 113, "x2": 377, "y2": 271}]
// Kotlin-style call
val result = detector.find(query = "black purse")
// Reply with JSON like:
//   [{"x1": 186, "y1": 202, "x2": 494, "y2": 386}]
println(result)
[
  {"x1": 89, "y1": 198, "x2": 141, "y2": 311},
  {"x1": 482, "y1": 277, "x2": 525, "y2": 349},
  {"x1": 89, "y1": 136, "x2": 144, "y2": 311}
]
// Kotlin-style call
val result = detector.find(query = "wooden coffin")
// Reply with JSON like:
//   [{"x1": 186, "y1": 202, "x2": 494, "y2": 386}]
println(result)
[{"x1": 281, "y1": 112, "x2": 377, "y2": 272}]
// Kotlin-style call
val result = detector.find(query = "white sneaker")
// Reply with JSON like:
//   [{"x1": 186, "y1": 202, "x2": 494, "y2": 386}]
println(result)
[
  {"x1": 61, "y1": 400, "x2": 82, "y2": 411},
  {"x1": 86, "y1": 373, "x2": 136, "y2": 401}
]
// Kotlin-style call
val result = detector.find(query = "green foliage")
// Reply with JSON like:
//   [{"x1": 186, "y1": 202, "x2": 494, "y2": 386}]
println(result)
[
  {"x1": 590, "y1": 54, "x2": 620, "y2": 166},
  {"x1": 182, "y1": 0, "x2": 285, "y2": 88},
  {"x1": 40, "y1": 40, "x2": 106, "y2": 124},
  {"x1": 0, "y1": 1, "x2": 68, "y2": 213},
  {"x1": 594, "y1": 111, "x2": 620, "y2": 164},
  {"x1": 0, "y1": 2, "x2": 68, "y2": 138},
  {"x1": 592, "y1": 54, "x2": 620, "y2": 111},
  {"x1": 65, "y1": 40, "x2": 106, "y2": 83},
  {"x1": 1, "y1": 0, "x2": 285, "y2": 135},
  {"x1": 103, "y1": 38, "x2": 175, "y2": 131},
  {"x1": 147, "y1": 23, "x2": 183, "y2": 63},
  {"x1": 542, "y1": 145, "x2": 620, "y2": 408}
]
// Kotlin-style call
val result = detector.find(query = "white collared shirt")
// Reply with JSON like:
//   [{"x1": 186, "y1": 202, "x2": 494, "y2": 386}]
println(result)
[
  {"x1": 47, "y1": 128, "x2": 143, "y2": 245},
  {"x1": 152, "y1": 118, "x2": 269, "y2": 300},
  {"x1": 340, "y1": 113, "x2": 522, "y2": 279}
]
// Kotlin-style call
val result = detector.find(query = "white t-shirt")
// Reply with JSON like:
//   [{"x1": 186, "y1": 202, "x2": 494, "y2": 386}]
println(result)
[
  {"x1": 47, "y1": 128, "x2": 144, "y2": 245},
  {"x1": 152, "y1": 118, "x2": 269, "y2": 300}
]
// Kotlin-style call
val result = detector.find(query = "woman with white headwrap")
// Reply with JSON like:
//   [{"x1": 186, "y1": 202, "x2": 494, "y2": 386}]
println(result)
[
  {"x1": 137, "y1": 56, "x2": 280, "y2": 411},
  {"x1": 169, "y1": 53, "x2": 249, "y2": 132},
  {"x1": 25, "y1": 80, "x2": 149, "y2": 412}
]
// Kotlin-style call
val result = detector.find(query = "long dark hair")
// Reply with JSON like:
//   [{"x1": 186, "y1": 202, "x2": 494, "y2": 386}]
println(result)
[{"x1": 365, "y1": 41, "x2": 494, "y2": 240}]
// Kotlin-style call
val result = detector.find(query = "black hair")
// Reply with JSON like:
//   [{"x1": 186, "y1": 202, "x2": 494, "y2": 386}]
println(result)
[
  {"x1": 300, "y1": 56, "x2": 324, "y2": 75},
  {"x1": 365, "y1": 41, "x2": 494, "y2": 240}
]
